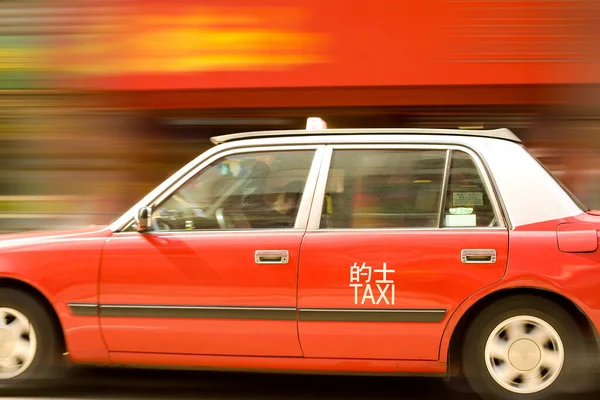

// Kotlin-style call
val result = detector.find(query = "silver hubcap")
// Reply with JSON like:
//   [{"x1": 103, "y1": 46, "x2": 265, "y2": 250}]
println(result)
[
  {"x1": 485, "y1": 315, "x2": 564, "y2": 394},
  {"x1": 0, "y1": 308, "x2": 37, "y2": 379}
]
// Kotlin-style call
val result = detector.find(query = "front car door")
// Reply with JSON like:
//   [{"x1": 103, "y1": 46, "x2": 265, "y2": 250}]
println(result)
[
  {"x1": 297, "y1": 144, "x2": 509, "y2": 360},
  {"x1": 99, "y1": 145, "x2": 324, "y2": 357}
]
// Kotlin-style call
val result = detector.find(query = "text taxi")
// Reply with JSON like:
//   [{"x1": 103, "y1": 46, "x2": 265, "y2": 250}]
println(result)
[{"x1": 1, "y1": 118, "x2": 600, "y2": 400}]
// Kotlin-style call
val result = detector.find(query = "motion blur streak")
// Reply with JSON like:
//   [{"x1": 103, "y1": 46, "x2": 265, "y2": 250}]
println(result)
[{"x1": 1, "y1": 0, "x2": 600, "y2": 233}]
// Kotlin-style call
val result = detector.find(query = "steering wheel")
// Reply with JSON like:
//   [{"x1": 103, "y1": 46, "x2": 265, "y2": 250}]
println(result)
[
  {"x1": 151, "y1": 217, "x2": 171, "y2": 231},
  {"x1": 488, "y1": 216, "x2": 497, "y2": 227}
]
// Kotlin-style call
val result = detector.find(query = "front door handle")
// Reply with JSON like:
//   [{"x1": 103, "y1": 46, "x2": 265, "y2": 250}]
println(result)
[
  {"x1": 255, "y1": 250, "x2": 289, "y2": 264},
  {"x1": 461, "y1": 249, "x2": 497, "y2": 264}
]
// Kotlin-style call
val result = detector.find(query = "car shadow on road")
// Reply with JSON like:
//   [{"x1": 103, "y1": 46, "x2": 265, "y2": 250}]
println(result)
[{"x1": 2, "y1": 366, "x2": 480, "y2": 400}]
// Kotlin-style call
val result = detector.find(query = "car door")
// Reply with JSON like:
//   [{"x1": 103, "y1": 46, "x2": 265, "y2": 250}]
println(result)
[
  {"x1": 297, "y1": 144, "x2": 509, "y2": 360},
  {"x1": 99, "y1": 145, "x2": 324, "y2": 357}
]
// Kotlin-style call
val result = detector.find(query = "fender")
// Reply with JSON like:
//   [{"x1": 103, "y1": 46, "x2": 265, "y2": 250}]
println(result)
[
  {"x1": 0, "y1": 226, "x2": 112, "y2": 363},
  {"x1": 438, "y1": 275, "x2": 599, "y2": 362}
]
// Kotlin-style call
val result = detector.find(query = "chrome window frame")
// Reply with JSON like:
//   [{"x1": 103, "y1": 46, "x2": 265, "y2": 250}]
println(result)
[
  {"x1": 306, "y1": 144, "x2": 508, "y2": 232},
  {"x1": 110, "y1": 131, "x2": 583, "y2": 232},
  {"x1": 115, "y1": 145, "x2": 326, "y2": 234}
]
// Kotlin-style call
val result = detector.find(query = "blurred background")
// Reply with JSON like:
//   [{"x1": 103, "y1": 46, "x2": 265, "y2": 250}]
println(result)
[{"x1": 2, "y1": 0, "x2": 600, "y2": 233}]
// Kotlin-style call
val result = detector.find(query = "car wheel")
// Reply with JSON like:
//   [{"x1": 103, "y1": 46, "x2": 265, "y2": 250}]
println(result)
[
  {"x1": 0, "y1": 288, "x2": 63, "y2": 386},
  {"x1": 462, "y1": 295, "x2": 588, "y2": 400}
]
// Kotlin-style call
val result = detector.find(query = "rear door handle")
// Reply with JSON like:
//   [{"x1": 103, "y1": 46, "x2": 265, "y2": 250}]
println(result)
[
  {"x1": 461, "y1": 249, "x2": 497, "y2": 264},
  {"x1": 255, "y1": 250, "x2": 289, "y2": 264}
]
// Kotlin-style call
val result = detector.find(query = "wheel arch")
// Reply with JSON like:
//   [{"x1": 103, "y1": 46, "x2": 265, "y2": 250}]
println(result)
[
  {"x1": 446, "y1": 287, "x2": 600, "y2": 378},
  {"x1": 0, "y1": 277, "x2": 66, "y2": 354}
]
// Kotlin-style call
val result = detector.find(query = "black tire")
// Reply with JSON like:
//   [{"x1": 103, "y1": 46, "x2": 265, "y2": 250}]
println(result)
[
  {"x1": 0, "y1": 288, "x2": 64, "y2": 387},
  {"x1": 461, "y1": 295, "x2": 589, "y2": 400}
]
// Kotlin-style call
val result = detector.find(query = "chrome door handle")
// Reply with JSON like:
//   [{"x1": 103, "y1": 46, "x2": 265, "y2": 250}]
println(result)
[
  {"x1": 255, "y1": 250, "x2": 289, "y2": 264},
  {"x1": 461, "y1": 249, "x2": 497, "y2": 264}
]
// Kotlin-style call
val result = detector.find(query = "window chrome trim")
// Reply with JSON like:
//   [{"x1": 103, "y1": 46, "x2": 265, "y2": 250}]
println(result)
[
  {"x1": 307, "y1": 146, "x2": 333, "y2": 230},
  {"x1": 109, "y1": 134, "x2": 581, "y2": 231},
  {"x1": 307, "y1": 144, "x2": 508, "y2": 231},
  {"x1": 437, "y1": 149, "x2": 452, "y2": 228},
  {"x1": 109, "y1": 229, "x2": 307, "y2": 238},
  {"x1": 465, "y1": 145, "x2": 514, "y2": 231},
  {"x1": 111, "y1": 227, "x2": 509, "y2": 238},
  {"x1": 112, "y1": 145, "x2": 325, "y2": 233},
  {"x1": 294, "y1": 146, "x2": 326, "y2": 229},
  {"x1": 307, "y1": 227, "x2": 508, "y2": 233}
]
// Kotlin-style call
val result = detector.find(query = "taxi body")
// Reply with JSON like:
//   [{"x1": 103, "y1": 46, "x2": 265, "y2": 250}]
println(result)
[{"x1": 1, "y1": 121, "x2": 599, "y2": 400}]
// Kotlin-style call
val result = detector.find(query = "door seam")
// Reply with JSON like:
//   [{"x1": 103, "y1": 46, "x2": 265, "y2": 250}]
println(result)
[{"x1": 295, "y1": 144, "x2": 330, "y2": 357}]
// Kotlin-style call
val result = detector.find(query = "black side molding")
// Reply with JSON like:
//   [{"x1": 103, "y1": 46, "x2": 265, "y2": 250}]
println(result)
[
  {"x1": 68, "y1": 303, "x2": 447, "y2": 323},
  {"x1": 299, "y1": 308, "x2": 447, "y2": 323}
]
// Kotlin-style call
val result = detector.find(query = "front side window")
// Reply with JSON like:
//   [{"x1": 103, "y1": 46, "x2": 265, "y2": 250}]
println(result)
[
  {"x1": 150, "y1": 150, "x2": 315, "y2": 231},
  {"x1": 320, "y1": 148, "x2": 500, "y2": 229}
]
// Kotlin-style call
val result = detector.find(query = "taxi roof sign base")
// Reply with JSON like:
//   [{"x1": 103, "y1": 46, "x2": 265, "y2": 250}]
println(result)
[{"x1": 306, "y1": 117, "x2": 327, "y2": 131}]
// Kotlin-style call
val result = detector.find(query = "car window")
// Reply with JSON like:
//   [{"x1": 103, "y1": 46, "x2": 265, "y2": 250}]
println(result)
[
  {"x1": 150, "y1": 150, "x2": 316, "y2": 231},
  {"x1": 319, "y1": 148, "x2": 500, "y2": 229},
  {"x1": 442, "y1": 151, "x2": 499, "y2": 227},
  {"x1": 320, "y1": 149, "x2": 447, "y2": 229}
]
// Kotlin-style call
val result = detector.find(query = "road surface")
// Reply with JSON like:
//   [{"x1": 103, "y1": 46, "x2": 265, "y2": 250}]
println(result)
[{"x1": 2, "y1": 366, "x2": 599, "y2": 399}]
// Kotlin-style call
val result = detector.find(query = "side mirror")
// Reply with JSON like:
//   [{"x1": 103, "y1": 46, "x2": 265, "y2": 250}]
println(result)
[{"x1": 135, "y1": 206, "x2": 153, "y2": 233}]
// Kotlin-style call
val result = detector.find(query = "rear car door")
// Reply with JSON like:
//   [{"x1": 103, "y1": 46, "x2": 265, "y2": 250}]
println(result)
[
  {"x1": 297, "y1": 144, "x2": 509, "y2": 360},
  {"x1": 99, "y1": 145, "x2": 324, "y2": 357}
]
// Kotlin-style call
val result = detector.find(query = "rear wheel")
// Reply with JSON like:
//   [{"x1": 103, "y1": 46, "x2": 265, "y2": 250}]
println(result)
[
  {"x1": 461, "y1": 295, "x2": 589, "y2": 400},
  {"x1": 0, "y1": 289, "x2": 63, "y2": 386}
]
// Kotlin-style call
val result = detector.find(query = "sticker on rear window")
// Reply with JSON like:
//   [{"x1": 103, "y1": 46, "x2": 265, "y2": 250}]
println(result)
[
  {"x1": 453, "y1": 192, "x2": 483, "y2": 207},
  {"x1": 445, "y1": 214, "x2": 477, "y2": 227},
  {"x1": 449, "y1": 207, "x2": 473, "y2": 215}
]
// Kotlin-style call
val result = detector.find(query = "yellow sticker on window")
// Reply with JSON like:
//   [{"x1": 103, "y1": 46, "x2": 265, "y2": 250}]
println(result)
[{"x1": 325, "y1": 194, "x2": 333, "y2": 214}]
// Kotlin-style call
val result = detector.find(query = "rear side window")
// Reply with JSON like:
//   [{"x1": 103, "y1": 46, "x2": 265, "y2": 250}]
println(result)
[
  {"x1": 442, "y1": 151, "x2": 498, "y2": 227},
  {"x1": 320, "y1": 149, "x2": 447, "y2": 228},
  {"x1": 320, "y1": 148, "x2": 499, "y2": 229}
]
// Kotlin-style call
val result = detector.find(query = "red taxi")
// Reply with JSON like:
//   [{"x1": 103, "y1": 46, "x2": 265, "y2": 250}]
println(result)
[{"x1": 1, "y1": 118, "x2": 599, "y2": 400}]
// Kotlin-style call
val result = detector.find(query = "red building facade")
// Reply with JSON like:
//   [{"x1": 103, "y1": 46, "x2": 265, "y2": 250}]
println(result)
[{"x1": 3, "y1": 0, "x2": 600, "y2": 230}]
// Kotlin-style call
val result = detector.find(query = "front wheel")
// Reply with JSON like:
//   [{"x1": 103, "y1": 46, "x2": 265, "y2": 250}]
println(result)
[
  {"x1": 0, "y1": 289, "x2": 63, "y2": 386},
  {"x1": 462, "y1": 295, "x2": 589, "y2": 400}
]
